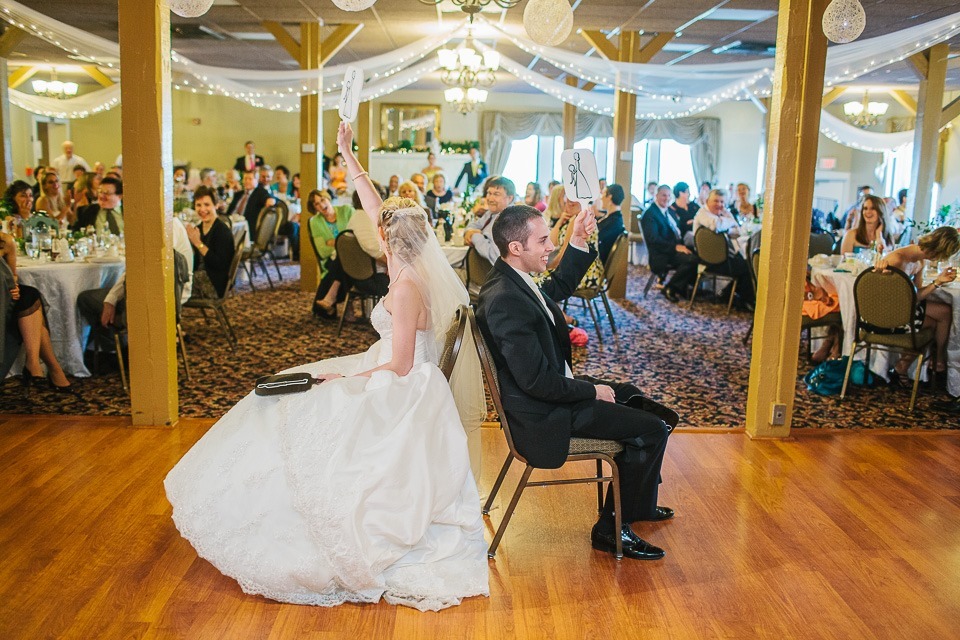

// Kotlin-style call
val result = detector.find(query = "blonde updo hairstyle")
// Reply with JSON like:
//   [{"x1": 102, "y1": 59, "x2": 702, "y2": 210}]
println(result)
[{"x1": 378, "y1": 196, "x2": 432, "y2": 264}]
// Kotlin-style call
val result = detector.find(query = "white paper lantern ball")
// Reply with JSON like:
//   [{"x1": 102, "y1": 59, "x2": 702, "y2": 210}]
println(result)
[
  {"x1": 169, "y1": 0, "x2": 216, "y2": 18},
  {"x1": 822, "y1": 0, "x2": 866, "y2": 44},
  {"x1": 331, "y1": 0, "x2": 378, "y2": 11},
  {"x1": 523, "y1": 0, "x2": 574, "y2": 48}
]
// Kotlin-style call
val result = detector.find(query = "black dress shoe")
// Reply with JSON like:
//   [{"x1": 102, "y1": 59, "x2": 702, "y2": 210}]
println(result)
[
  {"x1": 591, "y1": 525, "x2": 665, "y2": 560},
  {"x1": 640, "y1": 506, "x2": 675, "y2": 522},
  {"x1": 661, "y1": 287, "x2": 680, "y2": 303}
]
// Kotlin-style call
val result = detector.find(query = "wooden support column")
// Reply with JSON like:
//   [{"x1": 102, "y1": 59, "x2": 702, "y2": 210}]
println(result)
[
  {"x1": 609, "y1": 31, "x2": 639, "y2": 298},
  {"x1": 0, "y1": 59, "x2": 12, "y2": 190},
  {"x1": 356, "y1": 101, "x2": 372, "y2": 173},
  {"x1": 907, "y1": 43, "x2": 948, "y2": 225},
  {"x1": 298, "y1": 22, "x2": 322, "y2": 292},
  {"x1": 745, "y1": 0, "x2": 830, "y2": 438},
  {"x1": 563, "y1": 77, "x2": 577, "y2": 149},
  {"x1": 118, "y1": 0, "x2": 178, "y2": 426}
]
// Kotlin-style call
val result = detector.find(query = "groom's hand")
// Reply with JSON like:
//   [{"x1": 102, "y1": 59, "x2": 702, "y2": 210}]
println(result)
[{"x1": 595, "y1": 384, "x2": 615, "y2": 403}]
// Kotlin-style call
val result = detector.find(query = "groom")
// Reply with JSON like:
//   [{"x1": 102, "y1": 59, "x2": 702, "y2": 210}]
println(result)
[{"x1": 476, "y1": 203, "x2": 674, "y2": 560}]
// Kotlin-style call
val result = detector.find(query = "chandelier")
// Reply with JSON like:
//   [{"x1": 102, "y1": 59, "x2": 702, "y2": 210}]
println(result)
[
  {"x1": 437, "y1": 39, "x2": 500, "y2": 114},
  {"x1": 843, "y1": 91, "x2": 889, "y2": 127},
  {"x1": 418, "y1": 0, "x2": 521, "y2": 22},
  {"x1": 31, "y1": 71, "x2": 79, "y2": 100}
]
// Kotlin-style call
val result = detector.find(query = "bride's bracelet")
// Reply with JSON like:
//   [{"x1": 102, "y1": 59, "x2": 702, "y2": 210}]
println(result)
[{"x1": 351, "y1": 171, "x2": 369, "y2": 181}]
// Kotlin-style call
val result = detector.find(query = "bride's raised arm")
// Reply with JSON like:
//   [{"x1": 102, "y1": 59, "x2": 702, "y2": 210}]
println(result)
[{"x1": 337, "y1": 122, "x2": 382, "y2": 228}]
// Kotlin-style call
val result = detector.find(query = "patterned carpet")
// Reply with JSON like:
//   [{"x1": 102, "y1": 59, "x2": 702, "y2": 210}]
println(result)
[{"x1": 3, "y1": 262, "x2": 957, "y2": 429}]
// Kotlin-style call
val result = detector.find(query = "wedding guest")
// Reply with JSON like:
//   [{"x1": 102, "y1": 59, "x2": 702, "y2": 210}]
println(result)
[
  {"x1": 669, "y1": 182, "x2": 699, "y2": 236},
  {"x1": 694, "y1": 188, "x2": 754, "y2": 309},
  {"x1": 424, "y1": 173, "x2": 454, "y2": 219},
  {"x1": 597, "y1": 184, "x2": 626, "y2": 265},
  {"x1": 226, "y1": 171, "x2": 275, "y2": 233},
  {"x1": 257, "y1": 165, "x2": 273, "y2": 190},
  {"x1": 890, "y1": 188, "x2": 908, "y2": 242},
  {"x1": 454, "y1": 146, "x2": 487, "y2": 192},
  {"x1": 464, "y1": 176, "x2": 515, "y2": 265},
  {"x1": 329, "y1": 153, "x2": 348, "y2": 195},
  {"x1": 643, "y1": 181, "x2": 657, "y2": 207},
  {"x1": 1, "y1": 231, "x2": 71, "y2": 390},
  {"x1": 696, "y1": 181, "x2": 711, "y2": 207},
  {"x1": 875, "y1": 226, "x2": 960, "y2": 385},
  {"x1": 270, "y1": 165, "x2": 295, "y2": 201},
  {"x1": 233, "y1": 140, "x2": 264, "y2": 174},
  {"x1": 30, "y1": 165, "x2": 47, "y2": 198},
  {"x1": 51, "y1": 141, "x2": 89, "y2": 185},
  {"x1": 840, "y1": 195, "x2": 891, "y2": 254},
  {"x1": 547, "y1": 179, "x2": 561, "y2": 193},
  {"x1": 730, "y1": 183, "x2": 758, "y2": 221},
  {"x1": 186, "y1": 186, "x2": 235, "y2": 298},
  {"x1": 421, "y1": 152, "x2": 442, "y2": 182},
  {"x1": 73, "y1": 177, "x2": 124, "y2": 234},
  {"x1": 843, "y1": 185, "x2": 873, "y2": 230},
  {"x1": 525, "y1": 182, "x2": 546, "y2": 212},
  {"x1": 542, "y1": 190, "x2": 604, "y2": 325},
  {"x1": 410, "y1": 172, "x2": 427, "y2": 194},
  {"x1": 398, "y1": 180, "x2": 425, "y2": 208},
  {"x1": 308, "y1": 189, "x2": 355, "y2": 318},
  {"x1": 92, "y1": 162, "x2": 106, "y2": 181},
  {"x1": 291, "y1": 173, "x2": 301, "y2": 201},
  {"x1": 34, "y1": 171, "x2": 71, "y2": 224},
  {"x1": 386, "y1": 174, "x2": 400, "y2": 198},
  {"x1": 543, "y1": 184, "x2": 565, "y2": 225},
  {"x1": 72, "y1": 173, "x2": 97, "y2": 211}
]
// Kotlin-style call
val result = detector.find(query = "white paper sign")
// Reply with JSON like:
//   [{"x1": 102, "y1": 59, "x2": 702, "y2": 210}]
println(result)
[
  {"x1": 560, "y1": 148, "x2": 601, "y2": 204},
  {"x1": 338, "y1": 66, "x2": 364, "y2": 122}
]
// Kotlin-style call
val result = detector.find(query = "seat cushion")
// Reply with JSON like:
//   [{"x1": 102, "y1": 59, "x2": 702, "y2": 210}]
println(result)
[
  {"x1": 859, "y1": 327, "x2": 935, "y2": 351},
  {"x1": 568, "y1": 437, "x2": 623, "y2": 456}
]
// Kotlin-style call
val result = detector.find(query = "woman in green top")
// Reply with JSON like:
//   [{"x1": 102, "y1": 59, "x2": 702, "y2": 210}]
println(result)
[{"x1": 308, "y1": 189, "x2": 355, "y2": 317}]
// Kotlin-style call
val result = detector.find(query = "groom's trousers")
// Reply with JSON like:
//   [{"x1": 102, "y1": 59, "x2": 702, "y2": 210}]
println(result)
[{"x1": 569, "y1": 375, "x2": 671, "y2": 524}]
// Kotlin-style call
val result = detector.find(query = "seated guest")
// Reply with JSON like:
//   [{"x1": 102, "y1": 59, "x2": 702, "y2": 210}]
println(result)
[
  {"x1": 874, "y1": 226, "x2": 960, "y2": 389},
  {"x1": 386, "y1": 174, "x2": 400, "y2": 198},
  {"x1": 77, "y1": 217, "x2": 193, "y2": 350},
  {"x1": 543, "y1": 184, "x2": 565, "y2": 225},
  {"x1": 597, "y1": 183, "x2": 626, "y2": 265},
  {"x1": 173, "y1": 166, "x2": 190, "y2": 199},
  {"x1": 421, "y1": 152, "x2": 442, "y2": 182},
  {"x1": 730, "y1": 183, "x2": 758, "y2": 221},
  {"x1": 270, "y1": 165, "x2": 295, "y2": 201},
  {"x1": 186, "y1": 187, "x2": 235, "y2": 298},
  {"x1": 842, "y1": 185, "x2": 873, "y2": 231},
  {"x1": 233, "y1": 140, "x2": 264, "y2": 174},
  {"x1": 890, "y1": 188, "x2": 908, "y2": 243},
  {"x1": 840, "y1": 195, "x2": 891, "y2": 255},
  {"x1": 693, "y1": 189, "x2": 754, "y2": 309},
  {"x1": 696, "y1": 181, "x2": 711, "y2": 208},
  {"x1": 199, "y1": 168, "x2": 227, "y2": 213},
  {"x1": 524, "y1": 182, "x2": 546, "y2": 212},
  {"x1": 669, "y1": 182, "x2": 699, "y2": 238},
  {"x1": 346, "y1": 180, "x2": 388, "y2": 263},
  {"x1": 308, "y1": 189, "x2": 355, "y2": 318},
  {"x1": 30, "y1": 165, "x2": 47, "y2": 198},
  {"x1": 73, "y1": 176, "x2": 123, "y2": 234},
  {"x1": 454, "y1": 146, "x2": 487, "y2": 192},
  {"x1": 35, "y1": 171, "x2": 71, "y2": 223},
  {"x1": 1, "y1": 230, "x2": 71, "y2": 390},
  {"x1": 424, "y1": 173, "x2": 453, "y2": 219},
  {"x1": 329, "y1": 154, "x2": 348, "y2": 196},
  {"x1": 643, "y1": 181, "x2": 657, "y2": 207},
  {"x1": 257, "y1": 165, "x2": 273, "y2": 191},
  {"x1": 410, "y1": 172, "x2": 427, "y2": 195},
  {"x1": 640, "y1": 184, "x2": 698, "y2": 303},
  {"x1": 397, "y1": 180, "x2": 425, "y2": 208},
  {"x1": 463, "y1": 176, "x2": 515, "y2": 266},
  {"x1": 291, "y1": 173, "x2": 301, "y2": 201},
  {"x1": 72, "y1": 172, "x2": 97, "y2": 212},
  {"x1": 226, "y1": 171, "x2": 275, "y2": 234},
  {"x1": 1, "y1": 181, "x2": 37, "y2": 235}
]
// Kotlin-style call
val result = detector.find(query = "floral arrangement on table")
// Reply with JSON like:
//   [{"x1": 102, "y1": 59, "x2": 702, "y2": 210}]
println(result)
[
  {"x1": 903, "y1": 200, "x2": 960, "y2": 236},
  {"x1": 371, "y1": 140, "x2": 479, "y2": 154}
]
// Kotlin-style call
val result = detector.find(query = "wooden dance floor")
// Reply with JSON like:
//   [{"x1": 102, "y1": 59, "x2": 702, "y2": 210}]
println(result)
[{"x1": 1, "y1": 415, "x2": 959, "y2": 639}]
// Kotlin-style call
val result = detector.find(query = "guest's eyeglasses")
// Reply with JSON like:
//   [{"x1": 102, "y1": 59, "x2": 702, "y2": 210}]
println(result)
[{"x1": 98, "y1": 190, "x2": 117, "y2": 198}]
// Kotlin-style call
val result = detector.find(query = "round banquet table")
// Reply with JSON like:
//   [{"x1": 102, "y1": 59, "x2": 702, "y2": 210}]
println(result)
[{"x1": 12, "y1": 257, "x2": 125, "y2": 378}]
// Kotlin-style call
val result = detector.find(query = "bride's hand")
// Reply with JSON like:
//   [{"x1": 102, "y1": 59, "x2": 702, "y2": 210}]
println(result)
[
  {"x1": 337, "y1": 122, "x2": 354, "y2": 157},
  {"x1": 316, "y1": 373, "x2": 344, "y2": 384}
]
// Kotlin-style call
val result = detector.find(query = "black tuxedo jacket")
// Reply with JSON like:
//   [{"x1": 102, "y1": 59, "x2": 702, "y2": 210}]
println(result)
[
  {"x1": 72, "y1": 204, "x2": 122, "y2": 233},
  {"x1": 476, "y1": 246, "x2": 598, "y2": 469},
  {"x1": 454, "y1": 160, "x2": 488, "y2": 190},
  {"x1": 640, "y1": 203, "x2": 682, "y2": 275},
  {"x1": 233, "y1": 155, "x2": 264, "y2": 174},
  {"x1": 227, "y1": 185, "x2": 272, "y2": 231}
]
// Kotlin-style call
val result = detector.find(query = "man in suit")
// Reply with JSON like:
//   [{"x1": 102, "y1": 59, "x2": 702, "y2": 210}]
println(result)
[
  {"x1": 226, "y1": 171, "x2": 275, "y2": 233},
  {"x1": 72, "y1": 176, "x2": 124, "y2": 234},
  {"x1": 233, "y1": 140, "x2": 264, "y2": 174},
  {"x1": 596, "y1": 183, "x2": 626, "y2": 265},
  {"x1": 640, "y1": 184, "x2": 698, "y2": 302},
  {"x1": 477, "y1": 204, "x2": 675, "y2": 561},
  {"x1": 454, "y1": 146, "x2": 488, "y2": 191},
  {"x1": 463, "y1": 176, "x2": 514, "y2": 266}
]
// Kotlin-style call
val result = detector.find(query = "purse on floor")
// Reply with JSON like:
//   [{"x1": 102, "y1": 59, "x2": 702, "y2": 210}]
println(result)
[{"x1": 254, "y1": 373, "x2": 322, "y2": 396}]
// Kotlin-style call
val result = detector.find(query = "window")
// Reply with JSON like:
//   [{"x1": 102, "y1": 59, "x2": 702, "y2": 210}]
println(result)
[
  {"x1": 501, "y1": 135, "x2": 539, "y2": 190},
  {"x1": 657, "y1": 139, "x2": 696, "y2": 190}
]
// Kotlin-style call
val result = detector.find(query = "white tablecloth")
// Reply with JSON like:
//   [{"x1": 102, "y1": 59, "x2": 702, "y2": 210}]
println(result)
[
  {"x1": 442, "y1": 245, "x2": 468, "y2": 267},
  {"x1": 14, "y1": 258, "x2": 125, "y2": 377},
  {"x1": 931, "y1": 285, "x2": 960, "y2": 396}
]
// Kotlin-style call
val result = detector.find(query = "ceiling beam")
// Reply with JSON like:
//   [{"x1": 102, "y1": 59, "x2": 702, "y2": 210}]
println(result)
[
  {"x1": 907, "y1": 51, "x2": 929, "y2": 79},
  {"x1": 581, "y1": 81, "x2": 596, "y2": 92},
  {"x1": 82, "y1": 65, "x2": 115, "y2": 88},
  {"x1": 889, "y1": 89, "x2": 917, "y2": 115},
  {"x1": 7, "y1": 65, "x2": 37, "y2": 90},
  {"x1": 942, "y1": 95, "x2": 960, "y2": 129},
  {"x1": 0, "y1": 26, "x2": 26, "y2": 58},
  {"x1": 319, "y1": 24, "x2": 362, "y2": 66},
  {"x1": 821, "y1": 86, "x2": 845, "y2": 107},
  {"x1": 262, "y1": 21, "x2": 301, "y2": 61},
  {"x1": 581, "y1": 30, "x2": 618, "y2": 61},
  {"x1": 636, "y1": 32, "x2": 673, "y2": 64}
]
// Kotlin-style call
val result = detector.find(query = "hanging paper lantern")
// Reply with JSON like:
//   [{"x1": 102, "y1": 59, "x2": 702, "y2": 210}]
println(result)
[
  {"x1": 523, "y1": 0, "x2": 574, "y2": 48},
  {"x1": 169, "y1": 0, "x2": 216, "y2": 18},
  {"x1": 331, "y1": 0, "x2": 378, "y2": 11},
  {"x1": 822, "y1": 0, "x2": 866, "y2": 44}
]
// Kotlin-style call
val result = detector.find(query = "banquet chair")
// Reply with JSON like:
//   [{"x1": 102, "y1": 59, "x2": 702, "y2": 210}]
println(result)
[
  {"x1": 808, "y1": 232, "x2": 836, "y2": 258},
  {"x1": 438, "y1": 305, "x2": 468, "y2": 381},
  {"x1": 627, "y1": 207, "x2": 645, "y2": 266},
  {"x1": 465, "y1": 247, "x2": 492, "y2": 306},
  {"x1": 689, "y1": 227, "x2": 738, "y2": 314},
  {"x1": 335, "y1": 231, "x2": 389, "y2": 338},
  {"x1": 742, "y1": 249, "x2": 761, "y2": 345},
  {"x1": 184, "y1": 230, "x2": 246, "y2": 350},
  {"x1": 565, "y1": 232, "x2": 627, "y2": 342},
  {"x1": 840, "y1": 266, "x2": 936, "y2": 411},
  {"x1": 467, "y1": 307, "x2": 625, "y2": 560},
  {"x1": 0, "y1": 260, "x2": 22, "y2": 380},
  {"x1": 241, "y1": 205, "x2": 283, "y2": 290}
]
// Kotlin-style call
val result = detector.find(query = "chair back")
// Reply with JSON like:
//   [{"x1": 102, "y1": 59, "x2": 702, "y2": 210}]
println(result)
[
  {"x1": 438, "y1": 305, "x2": 468, "y2": 381},
  {"x1": 853, "y1": 267, "x2": 920, "y2": 343},
  {"x1": 0, "y1": 258, "x2": 22, "y2": 378},
  {"x1": 467, "y1": 307, "x2": 525, "y2": 463},
  {"x1": 746, "y1": 228, "x2": 762, "y2": 259},
  {"x1": 22, "y1": 214, "x2": 58, "y2": 233},
  {"x1": 173, "y1": 250, "x2": 189, "y2": 319},
  {"x1": 750, "y1": 248, "x2": 761, "y2": 291},
  {"x1": 225, "y1": 229, "x2": 247, "y2": 297},
  {"x1": 694, "y1": 226, "x2": 730, "y2": 265},
  {"x1": 627, "y1": 207, "x2": 642, "y2": 236},
  {"x1": 465, "y1": 246, "x2": 492, "y2": 290},
  {"x1": 253, "y1": 206, "x2": 281, "y2": 250},
  {"x1": 336, "y1": 231, "x2": 376, "y2": 281},
  {"x1": 601, "y1": 232, "x2": 628, "y2": 291},
  {"x1": 808, "y1": 232, "x2": 836, "y2": 258}
]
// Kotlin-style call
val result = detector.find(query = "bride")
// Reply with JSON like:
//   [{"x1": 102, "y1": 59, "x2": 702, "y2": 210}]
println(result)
[{"x1": 164, "y1": 122, "x2": 488, "y2": 611}]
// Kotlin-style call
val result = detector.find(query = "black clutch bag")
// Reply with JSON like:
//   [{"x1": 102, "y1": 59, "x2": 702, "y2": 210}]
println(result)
[{"x1": 255, "y1": 372, "x2": 321, "y2": 396}]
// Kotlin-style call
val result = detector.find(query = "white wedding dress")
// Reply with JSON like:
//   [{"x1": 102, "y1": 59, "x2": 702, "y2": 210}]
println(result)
[{"x1": 164, "y1": 300, "x2": 489, "y2": 611}]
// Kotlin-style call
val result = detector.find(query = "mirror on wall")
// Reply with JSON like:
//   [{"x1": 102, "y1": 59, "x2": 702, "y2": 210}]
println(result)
[{"x1": 379, "y1": 104, "x2": 440, "y2": 148}]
